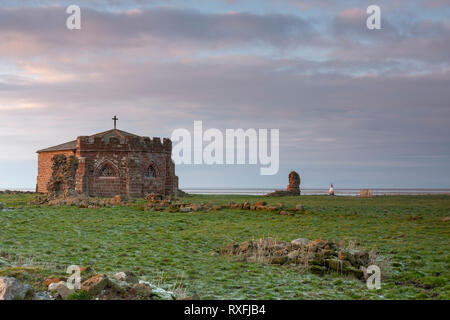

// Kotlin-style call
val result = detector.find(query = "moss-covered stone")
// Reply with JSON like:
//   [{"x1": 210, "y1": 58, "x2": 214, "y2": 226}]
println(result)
[
  {"x1": 310, "y1": 265, "x2": 326, "y2": 275},
  {"x1": 270, "y1": 256, "x2": 289, "y2": 265}
]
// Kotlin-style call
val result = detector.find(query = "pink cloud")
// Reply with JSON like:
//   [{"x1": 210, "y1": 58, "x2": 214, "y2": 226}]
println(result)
[{"x1": 337, "y1": 8, "x2": 365, "y2": 22}]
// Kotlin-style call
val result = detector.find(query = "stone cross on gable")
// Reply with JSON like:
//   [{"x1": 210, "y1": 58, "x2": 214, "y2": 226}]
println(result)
[{"x1": 112, "y1": 115, "x2": 118, "y2": 129}]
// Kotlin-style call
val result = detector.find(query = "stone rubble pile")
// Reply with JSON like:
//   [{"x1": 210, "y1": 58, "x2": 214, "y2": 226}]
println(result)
[
  {"x1": 26, "y1": 192, "x2": 304, "y2": 216},
  {"x1": 0, "y1": 270, "x2": 177, "y2": 300},
  {"x1": 145, "y1": 197, "x2": 306, "y2": 216},
  {"x1": 0, "y1": 277, "x2": 37, "y2": 300},
  {"x1": 29, "y1": 194, "x2": 132, "y2": 208},
  {"x1": 218, "y1": 237, "x2": 371, "y2": 279}
]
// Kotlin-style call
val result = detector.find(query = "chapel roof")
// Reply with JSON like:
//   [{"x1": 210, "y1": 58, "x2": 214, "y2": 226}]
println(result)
[
  {"x1": 36, "y1": 129, "x2": 143, "y2": 153},
  {"x1": 36, "y1": 140, "x2": 78, "y2": 153}
]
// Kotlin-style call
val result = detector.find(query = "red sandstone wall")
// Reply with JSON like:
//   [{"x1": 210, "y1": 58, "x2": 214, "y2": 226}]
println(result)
[
  {"x1": 80, "y1": 150, "x2": 128, "y2": 197},
  {"x1": 36, "y1": 150, "x2": 76, "y2": 193},
  {"x1": 76, "y1": 135, "x2": 176, "y2": 197},
  {"x1": 37, "y1": 135, "x2": 178, "y2": 197},
  {"x1": 81, "y1": 152, "x2": 171, "y2": 197},
  {"x1": 140, "y1": 153, "x2": 169, "y2": 196}
]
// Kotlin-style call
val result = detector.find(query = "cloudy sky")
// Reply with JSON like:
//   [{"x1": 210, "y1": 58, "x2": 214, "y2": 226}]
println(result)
[{"x1": 0, "y1": 0, "x2": 449, "y2": 189}]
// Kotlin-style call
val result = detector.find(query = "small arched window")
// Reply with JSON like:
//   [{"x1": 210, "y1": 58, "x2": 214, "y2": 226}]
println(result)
[
  {"x1": 146, "y1": 165, "x2": 156, "y2": 178},
  {"x1": 99, "y1": 164, "x2": 116, "y2": 177}
]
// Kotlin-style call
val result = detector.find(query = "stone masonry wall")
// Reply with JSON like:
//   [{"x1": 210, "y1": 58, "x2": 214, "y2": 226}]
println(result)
[
  {"x1": 37, "y1": 133, "x2": 178, "y2": 197},
  {"x1": 37, "y1": 150, "x2": 76, "y2": 193},
  {"x1": 75, "y1": 135, "x2": 177, "y2": 197}
]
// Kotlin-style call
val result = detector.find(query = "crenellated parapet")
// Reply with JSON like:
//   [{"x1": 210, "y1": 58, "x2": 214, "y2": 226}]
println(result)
[{"x1": 76, "y1": 135, "x2": 172, "y2": 153}]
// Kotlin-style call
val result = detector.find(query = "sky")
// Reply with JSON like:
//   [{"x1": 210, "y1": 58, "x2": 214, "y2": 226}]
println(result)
[{"x1": 0, "y1": 0, "x2": 449, "y2": 189}]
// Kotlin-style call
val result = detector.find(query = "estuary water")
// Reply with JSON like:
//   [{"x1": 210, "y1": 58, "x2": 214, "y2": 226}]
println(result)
[
  {"x1": 1, "y1": 188, "x2": 449, "y2": 196},
  {"x1": 182, "y1": 188, "x2": 450, "y2": 196}
]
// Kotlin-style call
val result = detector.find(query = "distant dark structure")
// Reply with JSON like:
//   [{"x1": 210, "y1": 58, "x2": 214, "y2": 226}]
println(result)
[
  {"x1": 266, "y1": 171, "x2": 301, "y2": 196},
  {"x1": 286, "y1": 171, "x2": 301, "y2": 195}
]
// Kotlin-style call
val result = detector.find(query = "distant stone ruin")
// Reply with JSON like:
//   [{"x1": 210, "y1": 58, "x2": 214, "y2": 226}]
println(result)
[
  {"x1": 360, "y1": 189, "x2": 373, "y2": 198},
  {"x1": 287, "y1": 171, "x2": 301, "y2": 195},
  {"x1": 266, "y1": 171, "x2": 301, "y2": 196}
]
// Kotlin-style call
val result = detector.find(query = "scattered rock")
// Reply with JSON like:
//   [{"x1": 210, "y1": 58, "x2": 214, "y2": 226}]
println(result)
[
  {"x1": 110, "y1": 195, "x2": 128, "y2": 205},
  {"x1": 48, "y1": 281, "x2": 74, "y2": 299},
  {"x1": 96, "y1": 276, "x2": 176, "y2": 300},
  {"x1": 81, "y1": 274, "x2": 109, "y2": 296},
  {"x1": 43, "y1": 276, "x2": 65, "y2": 287},
  {"x1": 133, "y1": 282, "x2": 153, "y2": 299},
  {"x1": 144, "y1": 197, "x2": 304, "y2": 216},
  {"x1": 114, "y1": 271, "x2": 139, "y2": 284},
  {"x1": 145, "y1": 193, "x2": 164, "y2": 201},
  {"x1": 1, "y1": 269, "x2": 179, "y2": 301},
  {"x1": 0, "y1": 277, "x2": 34, "y2": 300},
  {"x1": 291, "y1": 238, "x2": 309, "y2": 247}
]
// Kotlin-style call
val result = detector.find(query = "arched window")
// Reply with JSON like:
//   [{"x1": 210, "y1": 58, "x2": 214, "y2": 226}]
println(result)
[
  {"x1": 146, "y1": 165, "x2": 156, "y2": 178},
  {"x1": 99, "y1": 164, "x2": 116, "y2": 177}
]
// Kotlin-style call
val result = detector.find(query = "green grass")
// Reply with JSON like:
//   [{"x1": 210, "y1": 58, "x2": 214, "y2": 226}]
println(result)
[
  {"x1": 66, "y1": 291, "x2": 93, "y2": 300},
  {"x1": 0, "y1": 194, "x2": 449, "y2": 299}
]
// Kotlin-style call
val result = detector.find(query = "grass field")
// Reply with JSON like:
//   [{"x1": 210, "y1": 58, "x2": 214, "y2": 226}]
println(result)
[{"x1": 0, "y1": 193, "x2": 449, "y2": 299}]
